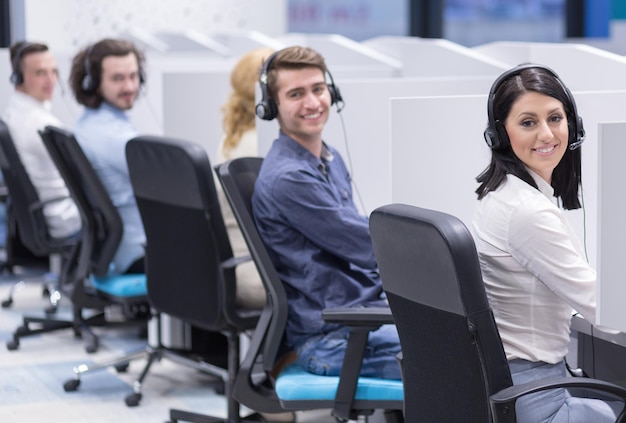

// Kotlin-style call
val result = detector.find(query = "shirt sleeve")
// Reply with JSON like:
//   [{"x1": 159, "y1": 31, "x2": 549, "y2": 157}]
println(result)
[
  {"x1": 507, "y1": 200, "x2": 597, "y2": 324},
  {"x1": 270, "y1": 170, "x2": 377, "y2": 270}
]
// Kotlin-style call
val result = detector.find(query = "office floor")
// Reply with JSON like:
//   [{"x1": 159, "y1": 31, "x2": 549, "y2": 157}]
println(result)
[{"x1": 0, "y1": 265, "x2": 347, "y2": 423}]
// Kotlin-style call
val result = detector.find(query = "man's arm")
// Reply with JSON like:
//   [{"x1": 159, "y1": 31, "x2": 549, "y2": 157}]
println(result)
[{"x1": 271, "y1": 172, "x2": 376, "y2": 270}]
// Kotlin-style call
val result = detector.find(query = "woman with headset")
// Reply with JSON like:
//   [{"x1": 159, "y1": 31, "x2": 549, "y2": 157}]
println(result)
[{"x1": 472, "y1": 65, "x2": 624, "y2": 422}]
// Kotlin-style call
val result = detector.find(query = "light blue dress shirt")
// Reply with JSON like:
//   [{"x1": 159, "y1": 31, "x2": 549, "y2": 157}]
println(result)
[{"x1": 74, "y1": 102, "x2": 145, "y2": 274}]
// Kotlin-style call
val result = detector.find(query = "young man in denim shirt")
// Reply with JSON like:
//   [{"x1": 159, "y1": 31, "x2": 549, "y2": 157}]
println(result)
[{"x1": 252, "y1": 46, "x2": 401, "y2": 380}]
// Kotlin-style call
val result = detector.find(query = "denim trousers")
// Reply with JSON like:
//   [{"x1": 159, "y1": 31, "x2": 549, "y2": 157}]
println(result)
[
  {"x1": 509, "y1": 359, "x2": 624, "y2": 422},
  {"x1": 295, "y1": 324, "x2": 402, "y2": 380}
]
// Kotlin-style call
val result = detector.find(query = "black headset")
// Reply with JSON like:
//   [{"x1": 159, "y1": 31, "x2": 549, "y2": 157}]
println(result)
[
  {"x1": 81, "y1": 43, "x2": 146, "y2": 92},
  {"x1": 255, "y1": 49, "x2": 344, "y2": 121},
  {"x1": 484, "y1": 63, "x2": 585, "y2": 151},
  {"x1": 9, "y1": 42, "x2": 34, "y2": 86}
]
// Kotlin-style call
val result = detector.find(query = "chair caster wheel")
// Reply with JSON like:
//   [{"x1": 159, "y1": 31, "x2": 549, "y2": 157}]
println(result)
[
  {"x1": 215, "y1": 384, "x2": 225, "y2": 395},
  {"x1": 1, "y1": 299, "x2": 12, "y2": 308},
  {"x1": 6, "y1": 339, "x2": 19, "y2": 350},
  {"x1": 63, "y1": 379, "x2": 80, "y2": 392},
  {"x1": 125, "y1": 393, "x2": 142, "y2": 407},
  {"x1": 115, "y1": 363, "x2": 130, "y2": 373},
  {"x1": 45, "y1": 306, "x2": 58, "y2": 315},
  {"x1": 85, "y1": 344, "x2": 97, "y2": 354}
]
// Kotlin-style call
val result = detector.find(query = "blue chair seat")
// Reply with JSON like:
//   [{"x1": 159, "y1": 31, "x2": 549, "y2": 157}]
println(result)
[
  {"x1": 275, "y1": 362, "x2": 403, "y2": 402},
  {"x1": 91, "y1": 274, "x2": 147, "y2": 298}
]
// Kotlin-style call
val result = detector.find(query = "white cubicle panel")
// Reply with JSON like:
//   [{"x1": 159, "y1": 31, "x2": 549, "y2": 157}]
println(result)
[
  {"x1": 597, "y1": 122, "x2": 626, "y2": 332},
  {"x1": 211, "y1": 30, "x2": 285, "y2": 57},
  {"x1": 473, "y1": 42, "x2": 626, "y2": 91},
  {"x1": 278, "y1": 33, "x2": 402, "y2": 78},
  {"x1": 151, "y1": 30, "x2": 231, "y2": 57},
  {"x1": 389, "y1": 90, "x2": 626, "y2": 276},
  {"x1": 256, "y1": 75, "x2": 497, "y2": 214},
  {"x1": 362, "y1": 36, "x2": 509, "y2": 78},
  {"x1": 162, "y1": 68, "x2": 233, "y2": 156},
  {"x1": 135, "y1": 54, "x2": 237, "y2": 139},
  {"x1": 0, "y1": 48, "x2": 11, "y2": 114}
]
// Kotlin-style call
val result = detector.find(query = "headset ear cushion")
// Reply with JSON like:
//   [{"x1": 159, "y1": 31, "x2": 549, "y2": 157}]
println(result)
[
  {"x1": 256, "y1": 99, "x2": 278, "y2": 121},
  {"x1": 483, "y1": 127, "x2": 496, "y2": 149},
  {"x1": 10, "y1": 72, "x2": 22, "y2": 86},
  {"x1": 81, "y1": 74, "x2": 93, "y2": 92},
  {"x1": 328, "y1": 85, "x2": 337, "y2": 105}
]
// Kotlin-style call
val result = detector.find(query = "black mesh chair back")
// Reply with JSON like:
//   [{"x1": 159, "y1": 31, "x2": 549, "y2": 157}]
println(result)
[
  {"x1": 370, "y1": 203, "x2": 626, "y2": 423},
  {"x1": 370, "y1": 203, "x2": 511, "y2": 422},
  {"x1": 0, "y1": 119, "x2": 74, "y2": 256},
  {"x1": 216, "y1": 157, "x2": 288, "y2": 364},
  {"x1": 126, "y1": 136, "x2": 261, "y2": 421},
  {"x1": 126, "y1": 135, "x2": 259, "y2": 330},
  {"x1": 40, "y1": 126, "x2": 122, "y2": 280}
]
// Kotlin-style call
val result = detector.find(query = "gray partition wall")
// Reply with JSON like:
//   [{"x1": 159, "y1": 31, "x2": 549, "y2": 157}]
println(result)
[{"x1": 597, "y1": 122, "x2": 626, "y2": 332}]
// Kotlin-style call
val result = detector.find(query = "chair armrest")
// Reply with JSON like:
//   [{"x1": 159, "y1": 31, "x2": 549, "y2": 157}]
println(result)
[
  {"x1": 490, "y1": 376, "x2": 626, "y2": 423},
  {"x1": 322, "y1": 306, "x2": 394, "y2": 327},
  {"x1": 321, "y1": 306, "x2": 396, "y2": 421}
]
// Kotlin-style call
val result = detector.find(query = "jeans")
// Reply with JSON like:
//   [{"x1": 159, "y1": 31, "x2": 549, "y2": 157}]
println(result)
[
  {"x1": 295, "y1": 324, "x2": 401, "y2": 380},
  {"x1": 509, "y1": 359, "x2": 624, "y2": 423}
]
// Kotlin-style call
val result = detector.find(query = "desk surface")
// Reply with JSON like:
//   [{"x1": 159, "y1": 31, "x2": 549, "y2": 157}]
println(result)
[{"x1": 571, "y1": 315, "x2": 626, "y2": 348}]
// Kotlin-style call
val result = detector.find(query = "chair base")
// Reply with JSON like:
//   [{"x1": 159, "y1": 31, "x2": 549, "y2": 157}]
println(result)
[
  {"x1": 123, "y1": 345, "x2": 228, "y2": 407},
  {"x1": 6, "y1": 310, "x2": 147, "y2": 354}
]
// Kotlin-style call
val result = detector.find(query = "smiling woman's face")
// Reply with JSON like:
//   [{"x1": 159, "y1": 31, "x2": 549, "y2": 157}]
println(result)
[{"x1": 504, "y1": 91, "x2": 568, "y2": 183}]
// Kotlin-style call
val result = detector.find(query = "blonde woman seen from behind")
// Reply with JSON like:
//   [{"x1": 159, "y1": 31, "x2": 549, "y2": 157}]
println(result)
[{"x1": 216, "y1": 47, "x2": 275, "y2": 310}]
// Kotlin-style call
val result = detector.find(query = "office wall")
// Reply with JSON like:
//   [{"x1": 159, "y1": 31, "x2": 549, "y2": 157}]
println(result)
[{"x1": 20, "y1": 0, "x2": 287, "y2": 51}]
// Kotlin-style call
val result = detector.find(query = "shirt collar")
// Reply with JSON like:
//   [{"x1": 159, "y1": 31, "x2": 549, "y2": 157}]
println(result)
[
  {"x1": 12, "y1": 90, "x2": 53, "y2": 111},
  {"x1": 526, "y1": 167, "x2": 555, "y2": 199}
]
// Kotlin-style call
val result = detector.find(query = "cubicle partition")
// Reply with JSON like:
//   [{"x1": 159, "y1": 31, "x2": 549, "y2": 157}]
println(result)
[
  {"x1": 161, "y1": 65, "x2": 234, "y2": 156},
  {"x1": 597, "y1": 121, "x2": 626, "y2": 332},
  {"x1": 278, "y1": 33, "x2": 402, "y2": 78},
  {"x1": 363, "y1": 36, "x2": 509, "y2": 77},
  {"x1": 474, "y1": 41, "x2": 626, "y2": 91}
]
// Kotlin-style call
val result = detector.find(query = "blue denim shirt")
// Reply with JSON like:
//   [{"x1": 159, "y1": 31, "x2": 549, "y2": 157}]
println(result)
[
  {"x1": 74, "y1": 102, "x2": 146, "y2": 275},
  {"x1": 252, "y1": 131, "x2": 386, "y2": 349}
]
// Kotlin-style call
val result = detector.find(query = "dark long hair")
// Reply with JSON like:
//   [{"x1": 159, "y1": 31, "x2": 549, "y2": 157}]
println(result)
[{"x1": 475, "y1": 66, "x2": 582, "y2": 210}]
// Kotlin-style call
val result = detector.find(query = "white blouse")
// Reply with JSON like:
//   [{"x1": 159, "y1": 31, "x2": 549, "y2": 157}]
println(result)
[{"x1": 472, "y1": 170, "x2": 596, "y2": 364}]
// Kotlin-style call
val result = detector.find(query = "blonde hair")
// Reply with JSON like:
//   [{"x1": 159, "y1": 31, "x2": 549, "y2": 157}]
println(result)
[{"x1": 221, "y1": 47, "x2": 275, "y2": 155}]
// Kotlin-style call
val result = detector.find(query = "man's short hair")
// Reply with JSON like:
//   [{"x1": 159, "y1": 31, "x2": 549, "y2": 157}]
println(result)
[{"x1": 264, "y1": 46, "x2": 328, "y2": 101}]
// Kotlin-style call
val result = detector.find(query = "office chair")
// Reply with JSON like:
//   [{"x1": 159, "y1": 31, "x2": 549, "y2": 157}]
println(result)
[
  {"x1": 124, "y1": 136, "x2": 263, "y2": 421},
  {"x1": 6, "y1": 126, "x2": 150, "y2": 354},
  {"x1": 0, "y1": 119, "x2": 76, "y2": 311},
  {"x1": 215, "y1": 157, "x2": 404, "y2": 423},
  {"x1": 369, "y1": 203, "x2": 626, "y2": 422}
]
